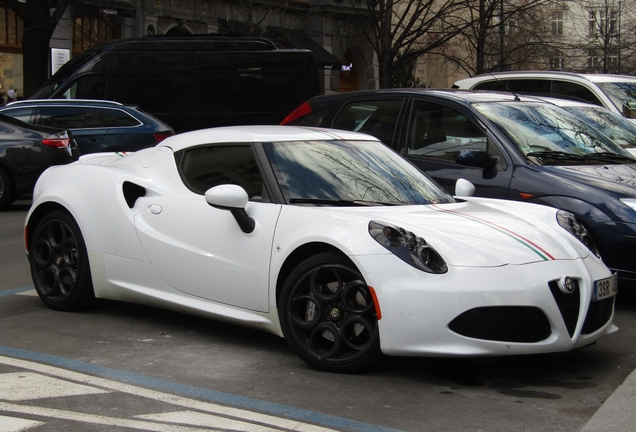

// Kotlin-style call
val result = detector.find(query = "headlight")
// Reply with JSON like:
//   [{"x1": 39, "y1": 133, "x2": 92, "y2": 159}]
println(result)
[
  {"x1": 620, "y1": 198, "x2": 636, "y2": 211},
  {"x1": 556, "y1": 211, "x2": 600, "y2": 257},
  {"x1": 369, "y1": 221, "x2": 447, "y2": 273}
]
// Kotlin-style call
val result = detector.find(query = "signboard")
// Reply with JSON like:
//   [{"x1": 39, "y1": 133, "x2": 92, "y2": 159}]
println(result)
[{"x1": 51, "y1": 48, "x2": 70, "y2": 75}]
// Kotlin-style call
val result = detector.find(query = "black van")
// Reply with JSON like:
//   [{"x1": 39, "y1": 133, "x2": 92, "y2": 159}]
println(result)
[{"x1": 33, "y1": 37, "x2": 320, "y2": 132}]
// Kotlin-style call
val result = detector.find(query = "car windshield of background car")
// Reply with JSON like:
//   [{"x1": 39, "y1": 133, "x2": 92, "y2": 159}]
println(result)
[
  {"x1": 564, "y1": 106, "x2": 636, "y2": 151},
  {"x1": 473, "y1": 102, "x2": 635, "y2": 165},
  {"x1": 594, "y1": 81, "x2": 636, "y2": 119},
  {"x1": 263, "y1": 140, "x2": 454, "y2": 205}
]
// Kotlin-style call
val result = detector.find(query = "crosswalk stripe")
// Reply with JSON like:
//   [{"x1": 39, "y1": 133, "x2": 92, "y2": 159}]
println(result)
[{"x1": 0, "y1": 415, "x2": 43, "y2": 432}]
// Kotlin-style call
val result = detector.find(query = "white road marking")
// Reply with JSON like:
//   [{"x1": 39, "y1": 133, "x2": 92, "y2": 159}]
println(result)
[
  {"x1": 0, "y1": 372, "x2": 108, "y2": 401},
  {"x1": 137, "y1": 410, "x2": 282, "y2": 431},
  {"x1": 0, "y1": 415, "x2": 43, "y2": 432},
  {"x1": 14, "y1": 290, "x2": 37, "y2": 297},
  {"x1": 0, "y1": 356, "x2": 338, "y2": 432},
  {"x1": 0, "y1": 402, "x2": 209, "y2": 432}
]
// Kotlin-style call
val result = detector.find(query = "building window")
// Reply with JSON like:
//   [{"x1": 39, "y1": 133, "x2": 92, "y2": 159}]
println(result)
[
  {"x1": 72, "y1": 15, "x2": 121, "y2": 55},
  {"x1": 587, "y1": 50, "x2": 601, "y2": 69},
  {"x1": 589, "y1": 9, "x2": 618, "y2": 37},
  {"x1": 551, "y1": 11, "x2": 563, "y2": 36},
  {"x1": 550, "y1": 51, "x2": 564, "y2": 70},
  {"x1": 0, "y1": 6, "x2": 22, "y2": 48}
]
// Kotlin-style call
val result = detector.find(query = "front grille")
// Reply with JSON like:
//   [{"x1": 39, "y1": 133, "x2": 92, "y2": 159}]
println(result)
[
  {"x1": 548, "y1": 280, "x2": 580, "y2": 337},
  {"x1": 582, "y1": 296, "x2": 615, "y2": 334},
  {"x1": 448, "y1": 306, "x2": 551, "y2": 343}
]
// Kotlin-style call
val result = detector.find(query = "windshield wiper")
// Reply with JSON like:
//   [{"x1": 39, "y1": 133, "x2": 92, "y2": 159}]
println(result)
[
  {"x1": 581, "y1": 152, "x2": 636, "y2": 163},
  {"x1": 525, "y1": 151, "x2": 585, "y2": 161},
  {"x1": 289, "y1": 198, "x2": 401, "y2": 206}
]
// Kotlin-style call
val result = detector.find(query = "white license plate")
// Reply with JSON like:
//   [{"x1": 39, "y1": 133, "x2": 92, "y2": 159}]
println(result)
[{"x1": 593, "y1": 274, "x2": 618, "y2": 302}]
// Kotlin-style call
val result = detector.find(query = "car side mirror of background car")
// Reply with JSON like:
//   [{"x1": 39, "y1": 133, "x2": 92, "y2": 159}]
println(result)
[
  {"x1": 455, "y1": 148, "x2": 497, "y2": 169},
  {"x1": 205, "y1": 185, "x2": 255, "y2": 234},
  {"x1": 623, "y1": 101, "x2": 636, "y2": 119},
  {"x1": 455, "y1": 178, "x2": 475, "y2": 197}
]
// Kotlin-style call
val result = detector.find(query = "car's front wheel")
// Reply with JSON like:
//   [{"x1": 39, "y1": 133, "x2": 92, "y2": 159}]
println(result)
[
  {"x1": 279, "y1": 252, "x2": 381, "y2": 373},
  {"x1": 29, "y1": 210, "x2": 95, "y2": 311}
]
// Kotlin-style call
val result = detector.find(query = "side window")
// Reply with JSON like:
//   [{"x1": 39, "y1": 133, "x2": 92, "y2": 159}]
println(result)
[
  {"x1": 178, "y1": 145, "x2": 265, "y2": 201},
  {"x1": 98, "y1": 108, "x2": 141, "y2": 127},
  {"x1": 37, "y1": 106, "x2": 87, "y2": 129},
  {"x1": 473, "y1": 81, "x2": 507, "y2": 91},
  {"x1": 551, "y1": 80, "x2": 603, "y2": 106},
  {"x1": 0, "y1": 107, "x2": 35, "y2": 124},
  {"x1": 62, "y1": 75, "x2": 107, "y2": 100},
  {"x1": 332, "y1": 99, "x2": 404, "y2": 146},
  {"x1": 407, "y1": 101, "x2": 488, "y2": 161},
  {"x1": 506, "y1": 79, "x2": 550, "y2": 94}
]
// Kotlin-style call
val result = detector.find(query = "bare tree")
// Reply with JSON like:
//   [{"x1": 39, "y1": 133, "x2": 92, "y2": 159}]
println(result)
[
  {"x1": 343, "y1": 0, "x2": 472, "y2": 88},
  {"x1": 4, "y1": 0, "x2": 70, "y2": 97},
  {"x1": 438, "y1": 0, "x2": 558, "y2": 76},
  {"x1": 563, "y1": 0, "x2": 636, "y2": 74}
]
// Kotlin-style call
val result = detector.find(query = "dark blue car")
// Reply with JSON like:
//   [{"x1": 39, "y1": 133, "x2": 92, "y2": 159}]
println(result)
[
  {"x1": 283, "y1": 89, "x2": 636, "y2": 285},
  {"x1": 0, "y1": 99, "x2": 174, "y2": 155}
]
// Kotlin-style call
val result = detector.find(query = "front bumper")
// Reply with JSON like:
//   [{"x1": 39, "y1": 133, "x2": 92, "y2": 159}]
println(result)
[{"x1": 353, "y1": 254, "x2": 617, "y2": 357}]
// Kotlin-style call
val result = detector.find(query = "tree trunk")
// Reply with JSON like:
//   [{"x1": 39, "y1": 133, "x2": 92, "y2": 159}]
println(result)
[{"x1": 22, "y1": 25, "x2": 52, "y2": 98}]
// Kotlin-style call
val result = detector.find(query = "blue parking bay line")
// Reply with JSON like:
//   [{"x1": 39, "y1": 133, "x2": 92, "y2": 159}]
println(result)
[
  {"x1": 0, "y1": 285, "x2": 34, "y2": 298},
  {"x1": 0, "y1": 345, "x2": 403, "y2": 432}
]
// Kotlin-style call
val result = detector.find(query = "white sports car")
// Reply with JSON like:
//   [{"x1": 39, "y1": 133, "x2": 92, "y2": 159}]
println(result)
[{"x1": 25, "y1": 126, "x2": 618, "y2": 372}]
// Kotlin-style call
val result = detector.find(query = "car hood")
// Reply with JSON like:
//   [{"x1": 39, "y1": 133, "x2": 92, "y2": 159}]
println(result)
[
  {"x1": 324, "y1": 199, "x2": 588, "y2": 267},
  {"x1": 536, "y1": 163, "x2": 636, "y2": 197}
]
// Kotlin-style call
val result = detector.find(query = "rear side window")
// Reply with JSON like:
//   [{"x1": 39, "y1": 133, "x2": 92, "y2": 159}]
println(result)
[
  {"x1": 178, "y1": 145, "x2": 264, "y2": 201},
  {"x1": 550, "y1": 80, "x2": 603, "y2": 106},
  {"x1": 98, "y1": 108, "x2": 141, "y2": 127},
  {"x1": 332, "y1": 99, "x2": 404, "y2": 145},
  {"x1": 505, "y1": 79, "x2": 550, "y2": 94},
  {"x1": 36, "y1": 106, "x2": 87, "y2": 128},
  {"x1": 0, "y1": 107, "x2": 34, "y2": 124}
]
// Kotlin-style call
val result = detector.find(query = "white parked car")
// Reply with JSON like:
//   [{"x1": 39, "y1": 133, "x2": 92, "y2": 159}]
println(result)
[
  {"x1": 25, "y1": 125, "x2": 618, "y2": 372},
  {"x1": 453, "y1": 71, "x2": 636, "y2": 122}
]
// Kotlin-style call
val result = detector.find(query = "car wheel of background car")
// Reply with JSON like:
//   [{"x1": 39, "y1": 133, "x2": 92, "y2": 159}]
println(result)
[
  {"x1": 279, "y1": 252, "x2": 381, "y2": 373},
  {"x1": 29, "y1": 210, "x2": 95, "y2": 311},
  {"x1": 0, "y1": 166, "x2": 14, "y2": 210}
]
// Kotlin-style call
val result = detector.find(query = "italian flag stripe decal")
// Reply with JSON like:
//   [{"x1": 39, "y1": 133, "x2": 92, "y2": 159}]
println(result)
[{"x1": 432, "y1": 204, "x2": 555, "y2": 261}]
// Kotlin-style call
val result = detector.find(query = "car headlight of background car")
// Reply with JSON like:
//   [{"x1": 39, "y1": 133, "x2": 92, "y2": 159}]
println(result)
[
  {"x1": 556, "y1": 210, "x2": 600, "y2": 257},
  {"x1": 369, "y1": 221, "x2": 448, "y2": 274}
]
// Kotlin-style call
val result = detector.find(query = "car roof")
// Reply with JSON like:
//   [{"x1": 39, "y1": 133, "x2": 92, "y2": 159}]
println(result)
[
  {"x1": 6, "y1": 99, "x2": 127, "y2": 107},
  {"x1": 309, "y1": 88, "x2": 546, "y2": 105},
  {"x1": 158, "y1": 125, "x2": 380, "y2": 152},
  {"x1": 454, "y1": 71, "x2": 636, "y2": 87}
]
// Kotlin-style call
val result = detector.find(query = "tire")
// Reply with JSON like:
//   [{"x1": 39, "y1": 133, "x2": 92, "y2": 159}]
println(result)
[
  {"x1": 29, "y1": 210, "x2": 95, "y2": 311},
  {"x1": 0, "y1": 166, "x2": 14, "y2": 210},
  {"x1": 279, "y1": 252, "x2": 381, "y2": 373}
]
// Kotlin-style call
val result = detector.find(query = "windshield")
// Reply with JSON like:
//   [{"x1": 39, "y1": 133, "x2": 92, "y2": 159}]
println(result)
[
  {"x1": 595, "y1": 81, "x2": 636, "y2": 119},
  {"x1": 564, "y1": 106, "x2": 636, "y2": 150},
  {"x1": 473, "y1": 101, "x2": 635, "y2": 165},
  {"x1": 263, "y1": 140, "x2": 454, "y2": 205}
]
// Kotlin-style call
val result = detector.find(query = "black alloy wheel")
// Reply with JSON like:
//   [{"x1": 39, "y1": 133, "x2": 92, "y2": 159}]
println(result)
[
  {"x1": 279, "y1": 252, "x2": 381, "y2": 373},
  {"x1": 29, "y1": 211, "x2": 95, "y2": 311}
]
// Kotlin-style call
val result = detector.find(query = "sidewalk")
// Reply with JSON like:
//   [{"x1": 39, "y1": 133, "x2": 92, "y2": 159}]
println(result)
[{"x1": 580, "y1": 367, "x2": 636, "y2": 431}]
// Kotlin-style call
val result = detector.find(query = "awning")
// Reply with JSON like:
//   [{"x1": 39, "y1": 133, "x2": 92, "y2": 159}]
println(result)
[
  {"x1": 72, "y1": 0, "x2": 136, "y2": 19},
  {"x1": 267, "y1": 26, "x2": 342, "y2": 70}
]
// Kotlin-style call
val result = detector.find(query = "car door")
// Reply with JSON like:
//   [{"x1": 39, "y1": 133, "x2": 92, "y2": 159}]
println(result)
[
  {"x1": 399, "y1": 98, "x2": 514, "y2": 198},
  {"x1": 133, "y1": 144, "x2": 280, "y2": 313}
]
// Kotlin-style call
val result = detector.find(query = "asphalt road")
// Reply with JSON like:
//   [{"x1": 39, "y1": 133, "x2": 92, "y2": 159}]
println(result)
[{"x1": 2, "y1": 199, "x2": 636, "y2": 432}]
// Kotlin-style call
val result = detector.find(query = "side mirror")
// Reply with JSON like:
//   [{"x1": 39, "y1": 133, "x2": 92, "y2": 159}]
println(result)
[
  {"x1": 455, "y1": 148, "x2": 496, "y2": 169},
  {"x1": 205, "y1": 184, "x2": 255, "y2": 234},
  {"x1": 455, "y1": 178, "x2": 475, "y2": 197}
]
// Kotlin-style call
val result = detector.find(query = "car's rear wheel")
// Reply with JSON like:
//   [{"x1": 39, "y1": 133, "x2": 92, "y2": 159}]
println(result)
[
  {"x1": 0, "y1": 166, "x2": 14, "y2": 210},
  {"x1": 279, "y1": 252, "x2": 381, "y2": 373},
  {"x1": 29, "y1": 210, "x2": 95, "y2": 311}
]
